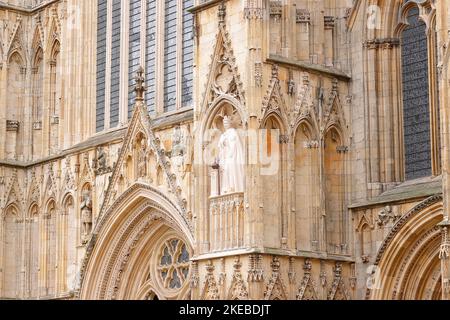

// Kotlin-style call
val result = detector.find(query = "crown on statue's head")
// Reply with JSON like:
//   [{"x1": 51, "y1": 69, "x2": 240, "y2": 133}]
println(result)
[{"x1": 223, "y1": 116, "x2": 231, "y2": 124}]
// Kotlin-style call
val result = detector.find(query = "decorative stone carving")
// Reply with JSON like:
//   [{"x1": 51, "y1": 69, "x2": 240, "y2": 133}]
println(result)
[
  {"x1": 228, "y1": 256, "x2": 249, "y2": 300},
  {"x1": 134, "y1": 66, "x2": 146, "y2": 101},
  {"x1": 190, "y1": 261, "x2": 199, "y2": 289},
  {"x1": 244, "y1": 0, "x2": 263, "y2": 19},
  {"x1": 33, "y1": 121, "x2": 42, "y2": 130},
  {"x1": 269, "y1": 1, "x2": 282, "y2": 19},
  {"x1": 261, "y1": 65, "x2": 289, "y2": 126},
  {"x1": 248, "y1": 254, "x2": 264, "y2": 282},
  {"x1": 296, "y1": 9, "x2": 311, "y2": 24},
  {"x1": 264, "y1": 256, "x2": 287, "y2": 300},
  {"x1": 254, "y1": 62, "x2": 262, "y2": 87},
  {"x1": 328, "y1": 263, "x2": 349, "y2": 300},
  {"x1": 171, "y1": 126, "x2": 186, "y2": 158},
  {"x1": 209, "y1": 192, "x2": 244, "y2": 251},
  {"x1": 6, "y1": 120, "x2": 20, "y2": 131},
  {"x1": 218, "y1": 258, "x2": 226, "y2": 286},
  {"x1": 201, "y1": 261, "x2": 219, "y2": 300},
  {"x1": 28, "y1": 170, "x2": 40, "y2": 204},
  {"x1": 336, "y1": 145, "x2": 349, "y2": 153},
  {"x1": 50, "y1": 115, "x2": 59, "y2": 125},
  {"x1": 320, "y1": 261, "x2": 327, "y2": 288},
  {"x1": 93, "y1": 147, "x2": 112, "y2": 176},
  {"x1": 288, "y1": 257, "x2": 296, "y2": 284},
  {"x1": 287, "y1": 74, "x2": 295, "y2": 96},
  {"x1": 200, "y1": 16, "x2": 246, "y2": 116},
  {"x1": 80, "y1": 188, "x2": 93, "y2": 244},
  {"x1": 363, "y1": 38, "x2": 400, "y2": 50},
  {"x1": 349, "y1": 263, "x2": 357, "y2": 290},
  {"x1": 137, "y1": 137, "x2": 148, "y2": 179},
  {"x1": 217, "y1": 116, "x2": 245, "y2": 195},
  {"x1": 297, "y1": 259, "x2": 318, "y2": 300},
  {"x1": 218, "y1": 2, "x2": 226, "y2": 24},
  {"x1": 324, "y1": 16, "x2": 335, "y2": 29},
  {"x1": 377, "y1": 205, "x2": 399, "y2": 227}
]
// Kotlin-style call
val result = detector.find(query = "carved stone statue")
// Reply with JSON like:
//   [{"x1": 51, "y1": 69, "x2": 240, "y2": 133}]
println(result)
[
  {"x1": 171, "y1": 126, "x2": 186, "y2": 157},
  {"x1": 80, "y1": 189, "x2": 93, "y2": 242},
  {"x1": 138, "y1": 138, "x2": 147, "y2": 178},
  {"x1": 97, "y1": 147, "x2": 107, "y2": 170},
  {"x1": 217, "y1": 116, "x2": 245, "y2": 194},
  {"x1": 93, "y1": 146, "x2": 112, "y2": 175}
]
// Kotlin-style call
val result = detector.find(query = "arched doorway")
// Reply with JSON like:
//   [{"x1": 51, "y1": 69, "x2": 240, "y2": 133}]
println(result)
[
  {"x1": 368, "y1": 196, "x2": 443, "y2": 300},
  {"x1": 79, "y1": 184, "x2": 194, "y2": 300}
]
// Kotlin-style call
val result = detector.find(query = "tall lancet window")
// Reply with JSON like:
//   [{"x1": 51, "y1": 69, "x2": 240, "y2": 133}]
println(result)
[
  {"x1": 182, "y1": 0, "x2": 194, "y2": 107},
  {"x1": 401, "y1": 6, "x2": 432, "y2": 180},
  {"x1": 163, "y1": 0, "x2": 178, "y2": 112}
]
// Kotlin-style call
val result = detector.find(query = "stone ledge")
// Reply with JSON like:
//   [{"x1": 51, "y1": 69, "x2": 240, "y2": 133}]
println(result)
[
  {"x1": 0, "y1": 108, "x2": 194, "y2": 168},
  {"x1": 349, "y1": 176, "x2": 442, "y2": 209},
  {"x1": 267, "y1": 54, "x2": 352, "y2": 81},
  {"x1": 0, "y1": 0, "x2": 60, "y2": 15},
  {"x1": 188, "y1": 0, "x2": 230, "y2": 14},
  {"x1": 193, "y1": 247, "x2": 355, "y2": 262}
]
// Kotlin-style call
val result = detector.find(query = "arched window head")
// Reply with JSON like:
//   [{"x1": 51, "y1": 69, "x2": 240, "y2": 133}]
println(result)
[{"x1": 401, "y1": 6, "x2": 432, "y2": 180}]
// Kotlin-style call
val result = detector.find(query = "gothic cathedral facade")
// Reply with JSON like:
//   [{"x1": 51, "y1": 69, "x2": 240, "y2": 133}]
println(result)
[{"x1": 0, "y1": 0, "x2": 449, "y2": 300}]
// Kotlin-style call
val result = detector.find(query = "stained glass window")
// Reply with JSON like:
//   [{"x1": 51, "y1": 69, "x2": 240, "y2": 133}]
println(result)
[
  {"x1": 157, "y1": 238, "x2": 190, "y2": 290},
  {"x1": 401, "y1": 6, "x2": 432, "y2": 180}
]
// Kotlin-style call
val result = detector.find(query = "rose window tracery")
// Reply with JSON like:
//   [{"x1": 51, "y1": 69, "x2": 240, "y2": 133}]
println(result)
[{"x1": 157, "y1": 239, "x2": 190, "y2": 290}]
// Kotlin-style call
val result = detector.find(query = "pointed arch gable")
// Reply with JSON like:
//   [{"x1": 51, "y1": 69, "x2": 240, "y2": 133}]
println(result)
[
  {"x1": 200, "y1": 95, "x2": 248, "y2": 135},
  {"x1": 2, "y1": 203, "x2": 20, "y2": 220},
  {"x1": 46, "y1": 17, "x2": 61, "y2": 52},
  {"x1": 5, "y1": 17, "x2": 24, "y2": 60},
  {"x1": 324, "y1": 95, "x2": 347, "y2": 141},
  {"x1": 79, "y1": 183, "x2": 194, "y2": 300},
  {"x1": 7, "y1": 50, "x2": 25, "y2": 67},
  {"x1": 199, "y1": 20, "x2": 246, "y2": 116},
  {"x1": 261, "y1": 66, "x2": 289, "y2": 132},
  {"x1": 31, "y1": 26, "x2": 43, "y2": 53},
  {"x1": 99, "y1": 101, "x2": 191, "y2": 230}
]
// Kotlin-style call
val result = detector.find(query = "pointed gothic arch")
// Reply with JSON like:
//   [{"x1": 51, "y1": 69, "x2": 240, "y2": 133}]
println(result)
[
  {"x1": 1, "y1": 204, "x2": 22, "y2": 298},
  {"x1": 294, "y1": 120, "x2": 320, "y2": 251},
  {"x1": 28, "y1": 203, "x2": 40, "y2": 298},
  {"x1": 79, "y1": 183, "x2": 194, "y2": 300},
  {"x1": 369, "y1": 195, "x2": 443, "y2": 300},
  {"x1": 324, "y1": 126, "x2": 347, "y2": 254}
]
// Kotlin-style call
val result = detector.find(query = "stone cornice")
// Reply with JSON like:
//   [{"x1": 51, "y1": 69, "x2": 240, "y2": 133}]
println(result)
[
  {"x1": 267, "y1": 55, "x2": 351, "y2": 81},
  {"x1": 0, "y1": 0, "x2": 60, "y2": 15},
  {"x1": 193, "y1": 248, "x2": 355, "y2": 263},
  {"x1": 349, "y1": 177, "x2": 442, "y2": 210},
  {"x1": 0, "y1": 108, "x2": 194, "y2": 169},
  {"x1": 188, "y1": 0, "x2": 230, "y2": 14}
]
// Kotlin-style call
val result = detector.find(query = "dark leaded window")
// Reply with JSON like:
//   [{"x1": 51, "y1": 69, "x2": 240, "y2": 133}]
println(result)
[
  {"x1": 401, "y1": 7, "x2": 432, "y2": 180},
  {"x1": 164, "y1": 0, "x2": 178, "y2": 113},
  {"x1": 129, "y1": 0, "x2": 141, "y2": 118},
  {"x1": 182, "y1": 0, "x2": 194, "y2": 107},
  {"x1": 146, "y1": 0, "x2": 157, "y2": 114},
  {"x1": 96, "y1": 0, "x2": 107, "y2": 132},
  {"x1": 110, "y1": 0, "x2": 122, "y2": 128}
]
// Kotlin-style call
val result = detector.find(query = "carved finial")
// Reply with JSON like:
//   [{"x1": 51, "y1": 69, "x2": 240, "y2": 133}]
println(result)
[
  {"x1": 134, "y1": 66, "x2": 146, "y2": 102},
  {"x1": 334, "y1": 262, "x2": 342, "y2": 278},
  {"x1": 218, "y1": 2, "x2": 226, "y2": 24},
  {"x1": 332, "y1": 78, "x2": 338, "y2": 91},
  {"x1": 271, "y1": 64, "x2": 279, "y2": 79},
  {"x1": 271, "y1": 256, "x2": 281, "y2": 273},
  {"x1": 303, "y1": 259, "x2": 312, "y2": 273}
]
